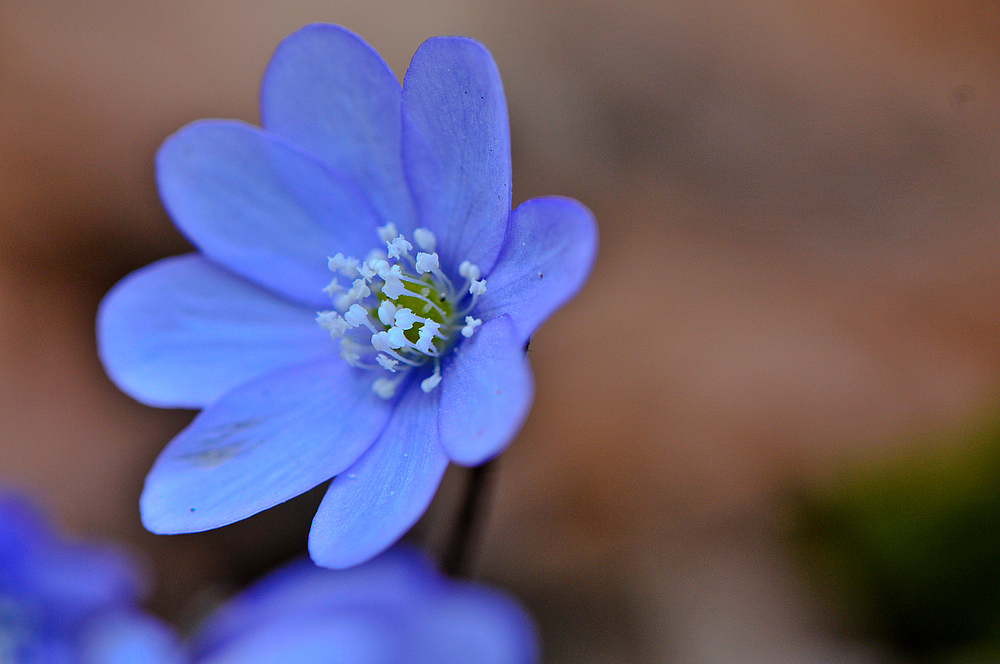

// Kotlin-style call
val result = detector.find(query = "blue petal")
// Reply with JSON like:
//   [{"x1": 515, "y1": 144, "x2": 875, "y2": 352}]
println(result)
[
  {"x1": 194, "y1": 550, "x2": 435, "y2": 657},
  {"x1": 197, "y1": 612, "x2": 397, "y2": 664},
  {"x1": 27, "y1": 543, "x2": 139, "y2": 629},
  {"x1": 140, "y1": 358, "x2": 393, "y2": 534},
  {"x1": 156, "y1": 120, "x2": 381, "y2": 309},
  {"x1": 0, "y1": 496, "x2": 140, "y2": 626},
  {"x1": 192, "y1": 547, "x2": 539, "y2": 664},
  {"x1": 438, "y1": 315, "x2": 533, "y2": 466},
  {"x1": 24, "y1": 639, "x2": 74, "y2": 664},
  {"x1": 411, "y1": 585, "x2": 539, "y2": 664},
  {"x1": 78, "y1": 613, "x2": 186, "y2": 664},
  {"x1": 477, "y1": 197, "x2": 598, "y2": 344},
  {"x1": 401, "y1": 37, "x2": 511, "y2": 275},
  {"x1": 97, "y1": 254, "x2": 331, "y2": 409},
  {"x1": 308, "y1": 386, "x2": 449, "y2": 569},
  {"x1": 260, "y1": 24, "x2": 416, "y2": 233}
]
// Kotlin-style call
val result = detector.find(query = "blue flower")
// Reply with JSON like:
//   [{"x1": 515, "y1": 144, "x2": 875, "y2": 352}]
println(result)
[
  {"x1": 190, "y1": 546, "x2": 538, "y2": 664},
  {"x1": 0, "y1": 495, "x2": 534, "y2": 663},
  {"x1": 98, "y1": 24, "x2": 597, "y2": 568},
  {"x1": 0, "y1": 494, "x2": 184, "y2": 664}
]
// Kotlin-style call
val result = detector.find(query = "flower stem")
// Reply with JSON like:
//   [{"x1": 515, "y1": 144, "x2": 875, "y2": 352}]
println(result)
[{"x1": 442, "y1": 458, "x2": 497, "y2": 577}]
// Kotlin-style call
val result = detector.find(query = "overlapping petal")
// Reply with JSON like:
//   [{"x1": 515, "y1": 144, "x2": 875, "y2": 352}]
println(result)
[
  {"x1": 477, "y1": 197, "x2": 598, "y2": 344},
  {"x1": 439, "y1": 315, "x2": 534, "y2": 466},
  {"x1": 157, "y1": 120, "x2": 381, "y2": 309},
  {"x1": 140, "y1": 358, "x2": 393, "y2": 534},
  {"x1": 97, "y1": 254, "x2": 329, "y2": 409},
  {"x1": 308, "y1": 386, "x2": 449, "y2": 569},
  {"x1": 261, "y1": 24, "x2": 416, "y2": 233},
  {"x1": 401, "y1": 37, "x2": 511, "y2": 275}
]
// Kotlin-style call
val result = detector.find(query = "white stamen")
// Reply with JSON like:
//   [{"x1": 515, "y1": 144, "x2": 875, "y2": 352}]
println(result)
[
  {"x1": 416, "y1": 320, "x2": 441, "y2": 354},
  {"x1": 351, "y1": 279, "x2": 372, "y2": 300},
  {"x1": 381, "y1": 268, "x2": 406, "y2": 300},
  {"x1": 340, "y1": 338, "x2": 363, "y2": 366},
  {"x1": 371, "y1": 331, "x2": 393, "y2": 353},
  {"x1": 469, "y1": 279, "x2": 487, "y2": 296},
  {"x1": 413, "y1": 228, "x2": 437, "y2": 252},
  {"x1": 386, "y1": 235, "x2": 412, "y2": 259},
  {"x1": 386, "y1": 326, "x2": 408, "y2": 349},
  {"x1": 368, "y1": 258, "x2": 390, "y2": 279},
  {"x1": 372, "y1": 376, "x2": 401, "y2": 399},
  {"x1": 376, "y1": 355, "x2": 399, "y2": 372},
  {"x1": 422, "y1": 319, "x2": 442, "y2": 338},
  {"x1": 316, "y1": 311, "x2": 350, "y2": 337},
  {"x1": 415, "y1": 252, "x2": 440, "y2": 275},
  {"x1": 393, "y1": 308, "x2": 420, "y2": 330},
  {"x1": 336, "y1": 278, "x2": 372, "y2": 310},
  {"x1": 377, "y1": 300, "x2": 397, "y2": 326},
  {"x1": 322, "y1": 277, "x2": 343, "y2": 297},
  {"x1": 365, "y1": 248, "x2": 388, "y2": 264},
  {"x1": 461, "y1": 316, "x2": 482, "y2": 338},
  {"x1": 376, "y1": 223, "x2": 398, "y2": 243},
  {"x1": 328, "y1": 253, "x2": 359, "y2": 277},
  {"x1": 459, "y1": 261, "x2": 481, "y2": 281},
  {"x1": 345, "y1": 304, "x2": 374, "y2": 330},
  {"x1": 421, "y1": 369, "x2": 442, "y2": 393},
  {"x1": 358, "y1": 261, "x2": 377, "y2": 281}
]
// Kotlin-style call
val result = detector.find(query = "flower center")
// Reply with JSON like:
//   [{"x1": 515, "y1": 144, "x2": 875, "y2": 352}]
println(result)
[{"x1": 316, "y1": 224, "x2": 486, "y2": 399}]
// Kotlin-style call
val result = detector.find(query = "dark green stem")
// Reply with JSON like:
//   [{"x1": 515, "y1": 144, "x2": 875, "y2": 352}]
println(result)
[{"x1": 442, "y1": 458, "x2": 497, "y2": 577}]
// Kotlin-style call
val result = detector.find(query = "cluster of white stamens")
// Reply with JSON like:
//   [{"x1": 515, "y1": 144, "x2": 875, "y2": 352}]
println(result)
[{"x1": 316, "y1": 224, "x2": 486, "y2": 399}]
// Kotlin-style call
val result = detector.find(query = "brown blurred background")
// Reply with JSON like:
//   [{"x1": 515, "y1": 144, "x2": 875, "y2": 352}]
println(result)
[{"x1": 3, "y1": 1, "x2": 1000, "y2": 661}]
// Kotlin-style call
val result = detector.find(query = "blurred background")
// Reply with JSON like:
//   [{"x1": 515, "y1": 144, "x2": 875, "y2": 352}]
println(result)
[{"x1": 3, "y1": 0, "x2": 1000, "y2": 661}]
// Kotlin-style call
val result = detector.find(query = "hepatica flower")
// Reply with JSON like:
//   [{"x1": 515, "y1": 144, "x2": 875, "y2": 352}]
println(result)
[
  {"x1": 98, "y1": 24, "x2": 596, "y2": 568},
  {"x1": 2, "y1": 495, "x2": 533, "y2": 663},
  {"x1": 0, "y1": 494, "x2": 183, "y2": 664},
  {"x1": 191, "y1": 546, "x2": 537, "y2": 664}
]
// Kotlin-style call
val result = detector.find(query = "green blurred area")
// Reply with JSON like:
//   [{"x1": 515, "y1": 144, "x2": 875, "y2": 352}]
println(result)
[{"x1": 794, "y1": 414, "x2": 1000, "y2": 661}]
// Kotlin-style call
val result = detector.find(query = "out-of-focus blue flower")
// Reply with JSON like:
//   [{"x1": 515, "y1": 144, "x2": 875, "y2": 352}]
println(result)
[
  {"x1": 191, "y1": 546, "x2": 538, "y2": 664},
  {"x1": 0, "y1": 495, "x2": 534, "y2": 663},
  {"x1": 0, "y1": 495, "x2": 184, "y2": 664},
  {"x1": 98, "y1": 24, "x2": 597, "y2": 568}
]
